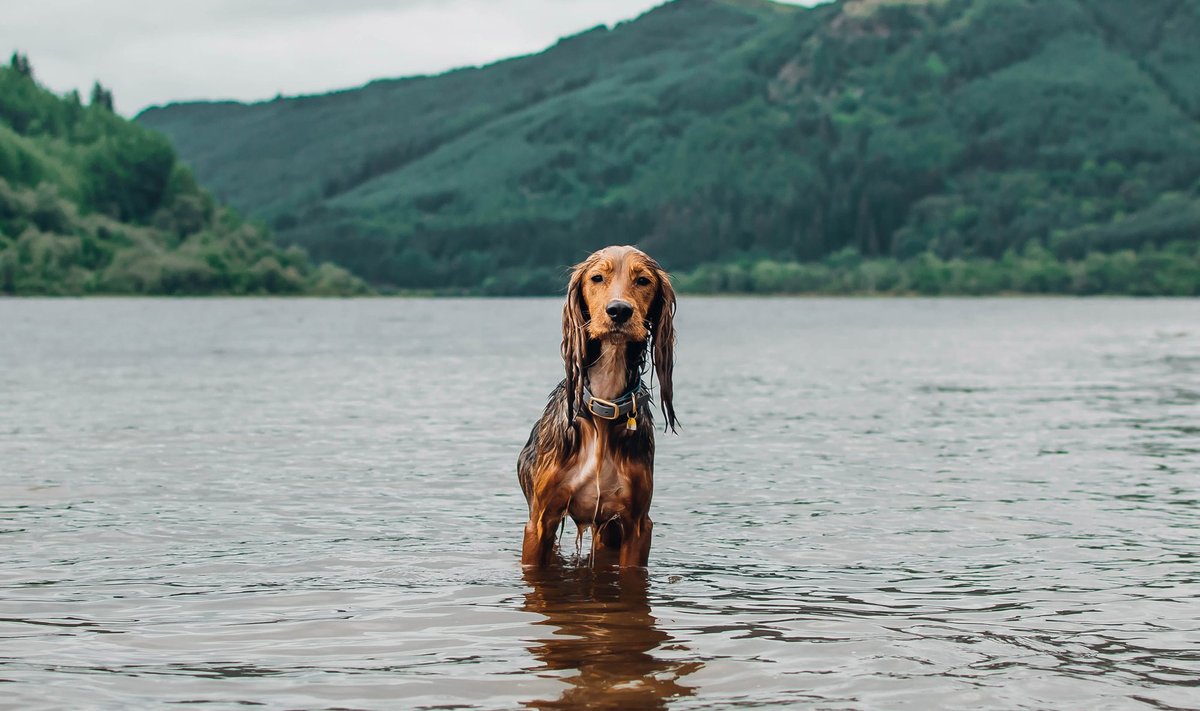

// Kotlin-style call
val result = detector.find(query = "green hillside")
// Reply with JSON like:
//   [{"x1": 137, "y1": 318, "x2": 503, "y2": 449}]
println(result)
[
  {"x1": 0, "y1": 57, "x2": 367, "y2": 295},
  {"x1": 139, "y1": 0, "x2": 1200, "y2": 295}
]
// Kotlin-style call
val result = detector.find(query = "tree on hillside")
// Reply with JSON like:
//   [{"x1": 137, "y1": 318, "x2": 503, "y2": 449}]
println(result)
[
  {"x1": 9, "y1": 52, "x2": 33, "y2": 78},
  {"x1": 90, "y1": 81, "x2": 114, "y2": 111}
]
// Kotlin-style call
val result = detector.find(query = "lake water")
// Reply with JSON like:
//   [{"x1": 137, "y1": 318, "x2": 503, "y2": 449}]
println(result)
[{"x1": 1, "y1": 298, "x2": 1198, "y2": 710}]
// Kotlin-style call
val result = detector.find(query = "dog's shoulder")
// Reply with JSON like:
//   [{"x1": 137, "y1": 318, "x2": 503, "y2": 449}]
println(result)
[{"x1": 525, "y1": 380, "x2": 576, "y2": 461}]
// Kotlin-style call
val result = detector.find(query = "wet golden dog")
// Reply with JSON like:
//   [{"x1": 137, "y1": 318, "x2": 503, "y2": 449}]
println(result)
[{"x1": 518, "y1": 246, "x2": 677, "y2": 568}]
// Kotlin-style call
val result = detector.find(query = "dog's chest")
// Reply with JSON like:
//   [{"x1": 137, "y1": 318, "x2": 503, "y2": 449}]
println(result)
[{"x1": 563, "y1": 430, "x2": 628, "y2": 524}]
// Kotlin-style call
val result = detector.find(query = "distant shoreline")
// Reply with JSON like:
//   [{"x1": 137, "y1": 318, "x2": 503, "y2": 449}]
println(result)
[{"x1": 4, "y1": 292, "x2": 1196, "y2": 300}]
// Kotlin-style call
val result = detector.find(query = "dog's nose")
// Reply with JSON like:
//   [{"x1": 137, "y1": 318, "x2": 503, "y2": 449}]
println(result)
[{"x1": 606, "y1": 300, "x2": 634, "y2": 324}]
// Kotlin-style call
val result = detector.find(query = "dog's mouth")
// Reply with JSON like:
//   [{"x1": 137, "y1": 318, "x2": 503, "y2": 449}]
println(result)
[{"x1": 591, "y1": 319, "x2": 649, "y2": 342}]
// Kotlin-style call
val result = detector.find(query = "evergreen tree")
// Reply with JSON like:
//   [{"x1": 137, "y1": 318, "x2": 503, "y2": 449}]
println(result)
[
  {"x1": 9, "y1": 52, "x2": 32, "y2": 78},
  {"x1": 89, "y1": 81, "x2": 114, "y2": 111}
]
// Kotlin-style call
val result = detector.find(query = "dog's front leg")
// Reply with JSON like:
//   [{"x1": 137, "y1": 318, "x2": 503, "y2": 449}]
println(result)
[
  {"x1": 618, "y1": 515, "x2": 653, "y2": 568},
  {"x1": 521, "y1": 499, "x2": 565, "y2": 567}
]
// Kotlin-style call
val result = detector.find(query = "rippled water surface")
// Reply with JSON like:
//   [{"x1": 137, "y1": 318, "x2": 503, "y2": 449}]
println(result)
[{"x1": 2, "y1": 298, "x2": 1198, "y2": 710}]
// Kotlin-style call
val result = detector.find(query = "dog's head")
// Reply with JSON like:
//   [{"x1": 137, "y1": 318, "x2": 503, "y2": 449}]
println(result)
[{"x1": 561, "y1": 245, "x2": 677, "y2": 431}]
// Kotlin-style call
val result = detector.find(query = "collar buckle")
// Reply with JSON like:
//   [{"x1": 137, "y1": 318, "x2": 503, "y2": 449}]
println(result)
[{"x1": 587, "y1": 395, "x2": 622, "y2": 420}]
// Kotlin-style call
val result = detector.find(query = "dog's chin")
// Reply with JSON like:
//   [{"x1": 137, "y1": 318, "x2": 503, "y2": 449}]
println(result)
[{"x1": 590, "y1": 323, "x2": 649, "y2": 344}]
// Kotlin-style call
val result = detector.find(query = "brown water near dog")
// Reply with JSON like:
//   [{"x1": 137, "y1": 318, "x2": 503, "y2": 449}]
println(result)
[{"x1": 2, "y1": 298, "x2": 1197, "y2": 709}]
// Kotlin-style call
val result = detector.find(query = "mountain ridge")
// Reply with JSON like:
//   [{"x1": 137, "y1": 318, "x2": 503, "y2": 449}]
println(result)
[{"x1": 139, "y1": 0, "x2": 1200, "y2": 294}]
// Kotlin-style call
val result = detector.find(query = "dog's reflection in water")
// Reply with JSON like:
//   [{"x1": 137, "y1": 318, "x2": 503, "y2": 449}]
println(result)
[{"x1": 522, "y1": 562, "x2": 700, "y2": 710}]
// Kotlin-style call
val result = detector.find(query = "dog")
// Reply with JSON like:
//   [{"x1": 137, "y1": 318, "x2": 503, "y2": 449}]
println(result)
[{"x1": 518, "y1": 245, "x2": 677, "y2": 568}]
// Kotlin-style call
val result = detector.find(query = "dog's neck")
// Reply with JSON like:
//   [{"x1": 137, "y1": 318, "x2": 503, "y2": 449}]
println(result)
[{"x1": 587, "y1": 340, "x2": 637, "y2": 401}]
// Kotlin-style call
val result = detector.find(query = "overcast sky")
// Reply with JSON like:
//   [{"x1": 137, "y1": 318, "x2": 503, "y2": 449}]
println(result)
[{"x1": 4, "y1": 0, "x2": 818, "y2": 116}]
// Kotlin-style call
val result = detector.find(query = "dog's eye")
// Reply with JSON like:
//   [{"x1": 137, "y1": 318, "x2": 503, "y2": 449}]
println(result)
[
  {"x1": 635, "y1": 276, "x2": 652, "y2": 286},
  {"x1": 590, "y1": 274, "x2": 604, "y2": 283}
]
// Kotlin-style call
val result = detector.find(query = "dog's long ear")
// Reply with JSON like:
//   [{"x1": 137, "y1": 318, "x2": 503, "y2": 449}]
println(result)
[
  {"x1": 561, "y1": 259, "x2": 590, "y2": 419},
  {"x1": 650, "y1": 262, "x2": 678, "y2": 433}
]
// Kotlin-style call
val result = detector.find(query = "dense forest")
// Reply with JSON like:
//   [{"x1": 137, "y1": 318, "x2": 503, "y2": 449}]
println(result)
[
  {"x1": 138, "y1": 0, "x2": 1200, "y2": 295},
  {"x1": 0, "y1": 56, "x2": 367, "y2": 295}
]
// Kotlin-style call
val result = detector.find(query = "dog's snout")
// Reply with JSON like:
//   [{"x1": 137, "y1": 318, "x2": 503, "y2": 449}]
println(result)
[{"x1": 605, "y1": 300, "x2": 634, "y2": 324}]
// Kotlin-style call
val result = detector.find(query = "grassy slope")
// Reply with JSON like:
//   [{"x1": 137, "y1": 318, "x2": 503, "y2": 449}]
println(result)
[
  {"x1": 139, "y1": 0, "x2": 1200, "y2": 294},
  {"x1": 0, "y1": 64, "x2": 368, "y2": 295}
]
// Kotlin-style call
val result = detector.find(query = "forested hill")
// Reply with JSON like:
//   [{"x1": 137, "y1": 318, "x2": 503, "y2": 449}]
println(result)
[
  {"x1": 0, "y1": 58, "x2": 367, "y2": 295},
  {"x1": 140, "y1": 0, "x2": 1200, "y2": 295}
]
